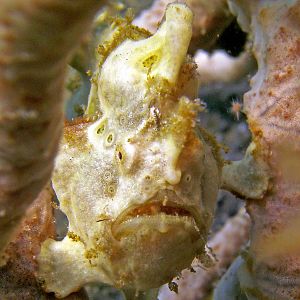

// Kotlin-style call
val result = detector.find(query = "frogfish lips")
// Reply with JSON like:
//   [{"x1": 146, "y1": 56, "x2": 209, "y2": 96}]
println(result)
[{"x1": 108, "y1": 193, "x2": 206, "y2": 290}]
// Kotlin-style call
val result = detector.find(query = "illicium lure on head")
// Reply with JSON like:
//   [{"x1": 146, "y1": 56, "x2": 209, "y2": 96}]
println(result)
[{"x1": 37, "y1": 3, "x2": 222, "y2": 298}]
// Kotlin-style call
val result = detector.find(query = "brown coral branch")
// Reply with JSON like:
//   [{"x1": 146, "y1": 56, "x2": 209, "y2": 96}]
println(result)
[
  {"x1": 0, "y1": 185, "x2": 87, "y2": 299},
  {"x1": 228, "y1": 0, "x2": 300, "y2": 298},
  {"x1": 158, "y1": 208, "x2": 250, "y2": 300},
  {"x1": 0, "y1": 0, "x2": 106, "y2": 263}
]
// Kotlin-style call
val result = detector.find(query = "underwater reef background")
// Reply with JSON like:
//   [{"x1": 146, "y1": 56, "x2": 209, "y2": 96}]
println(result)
[{"x1": 5, "y1": 0, "x2": 300, "y2": 299}]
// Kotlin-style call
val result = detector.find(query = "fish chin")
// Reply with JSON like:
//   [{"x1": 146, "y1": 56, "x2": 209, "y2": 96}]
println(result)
[{"x1": 109, "y1": 211, "x2": 203, "y2": 290}]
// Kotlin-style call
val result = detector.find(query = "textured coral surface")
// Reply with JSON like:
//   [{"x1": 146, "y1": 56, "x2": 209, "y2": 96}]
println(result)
[{"x1": 229, "y1": 1, "x2": 300, "y2": 298}]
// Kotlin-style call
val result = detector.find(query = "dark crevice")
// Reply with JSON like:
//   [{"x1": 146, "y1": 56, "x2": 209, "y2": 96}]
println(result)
[{"x1": 214, "y1": 19, "x2": 247, "y2": 57}]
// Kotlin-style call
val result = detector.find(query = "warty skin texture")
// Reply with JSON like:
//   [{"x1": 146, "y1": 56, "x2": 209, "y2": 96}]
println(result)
[
  {"x1": 227, "y1": 1, "x2": 300, "y2": 299},
  {"x1": 0, "y1": 0, "x2": 106, "y2": 264},
  {"x1": 37, "y1": 4, "x2": 221, "y2": 298}
]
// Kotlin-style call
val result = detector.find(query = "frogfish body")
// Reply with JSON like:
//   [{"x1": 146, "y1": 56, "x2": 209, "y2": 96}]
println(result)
[{"x1": 37, "y1": 4, "x2": 221, "y2": 298}]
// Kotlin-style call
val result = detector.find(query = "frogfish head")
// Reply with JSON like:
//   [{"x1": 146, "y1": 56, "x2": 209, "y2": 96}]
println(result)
[{"x1": 52, "y1": 3, "x2": 221, "y2": 292}]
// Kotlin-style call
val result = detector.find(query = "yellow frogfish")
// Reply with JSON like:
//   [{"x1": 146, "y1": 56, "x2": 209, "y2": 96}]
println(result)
[{"x1": 37, "y1": 3, "x2": 221, "y2": 298}]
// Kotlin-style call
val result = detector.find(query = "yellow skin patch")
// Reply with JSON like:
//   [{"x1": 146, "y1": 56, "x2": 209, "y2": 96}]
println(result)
[{"x1": 37, "y1": 4, "x2": 221, "y2": 298}]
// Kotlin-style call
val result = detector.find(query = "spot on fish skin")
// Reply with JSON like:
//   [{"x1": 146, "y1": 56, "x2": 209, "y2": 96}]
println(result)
[
  {"x1": 105, "y1": 132, "x2": 115, "y2": 147},
  {"x1": 104, "y1": 182, "x2": 117, "y2": 197},
  {"x1": 107, "y1": 134, "x2": 113, "y2": 143},
  {"x1": 97, "y1": 124, "x2": 105, "y2": 134},
  {"x1": 142, "y1": 54, "x2": 158, "y2": 70},
  {"x1": 116, "y1": 145, "x2": 125, "y2": 163},
  {"x1": 67, "y1": 231, "x2": 82, "y2": 242}
]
